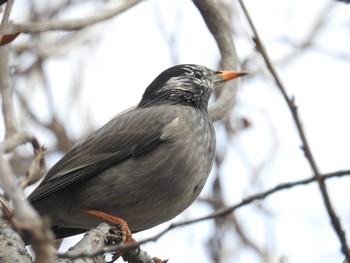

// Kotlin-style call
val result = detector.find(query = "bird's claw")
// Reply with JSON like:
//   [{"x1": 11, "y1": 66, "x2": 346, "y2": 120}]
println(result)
[{"x1": 84, "y1": 210, "x2": 140, "y2": 261}]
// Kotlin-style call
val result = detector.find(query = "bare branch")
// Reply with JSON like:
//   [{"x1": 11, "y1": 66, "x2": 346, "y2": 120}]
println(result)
[
  {"x1": 56, "y1": 223, "x2": 109, "y2": 263},
  {"x1": 193, "y1": 0, "x2": 242, "y2": 122},
  {"x1": 237, "y1": 0, "x2": 350, "y2": 259},
  {"x1": 0, "y1": 146, "x2": 55, "y2": 263},
  {"x1": 19, "y1": 145, "x2": 46, "y2": 189},
  {"x1": 56, "y1": 223, "x2": 160, "y2": 263},
  {"x1": 55, "y1": 169, "x2": 350, "y2": 260},
  {"x1": 0, "y1": 3, "x2": 54, "y2": 261},
  {"x1": 0, "y1": 131, "x2": 38, "y2": 153},
  {"x1": 277, "y1": 2, "x2": 335, "y2": 65},
  {"x1": 0, "y1": 45, "x2": 17, "y2": 136},
  {"x1": 149, "y1": 169, "x2": 350, "y2": 243},
  {"x1": 0, "y1": 0, "x2": 143, "y2": 35},
  {"x1": 0, "y1": 0, "x2": 14, "y2": 29},
  {"x1": 0, "y1": 205, "x2": 32, "y2": 263},
  {"x1": 0, "y1": 1, "x2": 20, "y2": 135}
]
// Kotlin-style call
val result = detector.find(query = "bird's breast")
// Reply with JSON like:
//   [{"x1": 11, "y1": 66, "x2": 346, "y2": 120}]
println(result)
[{"x1": 136, "y1": 107, "x2": 216, "y2": 225}]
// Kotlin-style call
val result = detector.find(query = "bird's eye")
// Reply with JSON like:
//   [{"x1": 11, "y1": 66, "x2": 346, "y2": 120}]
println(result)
[{"x1": 194, "y1": 70, "x2": 203, "y2": 79}]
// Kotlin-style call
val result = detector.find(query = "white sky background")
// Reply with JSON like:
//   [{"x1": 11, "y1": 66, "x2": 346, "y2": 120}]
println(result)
[{"x1": 9, "y1": 0, "x2": 350, "y2": 262}]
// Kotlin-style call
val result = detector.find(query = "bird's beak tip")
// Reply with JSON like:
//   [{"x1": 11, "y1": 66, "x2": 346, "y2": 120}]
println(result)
[
  {"x1": 216, "y1": 70, "x2": 249, "y2": 81},
  {"x1": 237, "y1": 71, "x2": 250, "y2": 77}
]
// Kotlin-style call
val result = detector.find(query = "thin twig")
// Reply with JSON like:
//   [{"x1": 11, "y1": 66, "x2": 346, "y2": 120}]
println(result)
[
  {"x1": 237, "y1": 0, "x2": 350, "y2": 260},
  {"x1": 277, "y1": 2, "x2": 335, "y2": 65},
  {"x1": 18, "y1": 145, "x2": 46, "y2": 189},
  {"x1": 0, "y1": 131, "x2": 39, "y2": 153},
  {"x1": 0, "y1": 0, "x2": 14, "y2": 30},
  {"x1": 157, "y1": 169, "x2": 350, "y2": 233},
  {"x1": 0, "y1": 0, "x2": 142, "y2": 35},
  {"x1": 56, "y1": 169, "x2": 350, "y2": 259}
]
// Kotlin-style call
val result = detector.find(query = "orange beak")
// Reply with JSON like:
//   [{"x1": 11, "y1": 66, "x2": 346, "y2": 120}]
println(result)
[{"x1": 215, "y1": 70, "x2": 249, "y2": 81}]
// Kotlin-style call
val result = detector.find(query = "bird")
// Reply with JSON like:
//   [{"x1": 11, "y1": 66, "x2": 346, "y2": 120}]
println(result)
[{"x1": 28, "y1": 64, "x2": 247, "y2": 240}]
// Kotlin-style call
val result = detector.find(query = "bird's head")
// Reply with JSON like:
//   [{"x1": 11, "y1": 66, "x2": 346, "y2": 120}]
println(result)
[{"x1": 138, "y1": 64, "x2": 248, "y2": 111}]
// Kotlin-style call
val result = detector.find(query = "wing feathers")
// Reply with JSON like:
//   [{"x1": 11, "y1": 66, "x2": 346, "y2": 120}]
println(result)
[{"x1": 29, "y1": 107, "x2": 178, "y2": 203}]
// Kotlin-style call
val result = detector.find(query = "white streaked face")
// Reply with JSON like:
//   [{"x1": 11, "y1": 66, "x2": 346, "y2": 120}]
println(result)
[
  {"x1": 161, "y1": 65, "x2": 215, "y2": 92},
  {"x1": 139, "y1": 64, "x2": 222, "y2": 109}
]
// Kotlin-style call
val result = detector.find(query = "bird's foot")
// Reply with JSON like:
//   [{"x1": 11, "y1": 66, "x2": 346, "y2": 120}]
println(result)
[{"x1": 83, "y1": 210, "x2": 139, "y2": 262}]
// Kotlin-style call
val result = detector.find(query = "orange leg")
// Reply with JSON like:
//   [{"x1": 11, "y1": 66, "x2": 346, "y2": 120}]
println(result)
[{"x1": 83, "y1": 210, "x2": 138, "y2": 261}]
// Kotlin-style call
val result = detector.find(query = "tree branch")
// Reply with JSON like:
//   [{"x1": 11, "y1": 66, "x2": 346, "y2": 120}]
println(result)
[
  {"x1": 0, "y1": 0, "x2": 142, "y2": 35},
  {"x1": 56, "y1": 169, "x2": 350, "y2": 260},
  {"x1": 193, "y1": 0, "x2": 242, "y2": 122},
  {"x1": 56, "y1": 223, "x2": 109, "y2": 263},
  {"x1": 237, "y1": 0, "x2": 350, "y2": 260},
  {"x1": 56, "y1": 223, "x2": 160, "y2": 263},
  {"x1": 0, "y1": 2, "x2": 54, "y2": 262},
  {"x1": 0, "y1": 0, "x2": 14, "y2": 27},
  {"x1": 0, "y1": 146, "x2": 54, "y2": 263},
  {"x1": 0, "y1": 0, "x2": 20, "y2": 141},
  {"x1": 0, "y1": 203, "x2": 32, "y2": 263}
]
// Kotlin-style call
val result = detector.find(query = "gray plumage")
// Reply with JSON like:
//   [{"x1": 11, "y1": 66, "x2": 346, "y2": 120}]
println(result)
[{"x1": 28, "y1": 64, "x2": 246, "y2": 239}]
